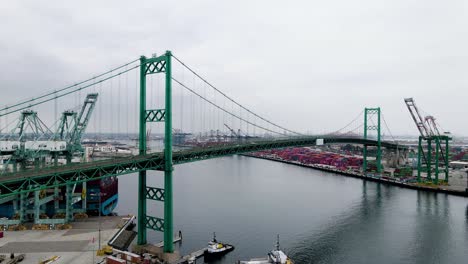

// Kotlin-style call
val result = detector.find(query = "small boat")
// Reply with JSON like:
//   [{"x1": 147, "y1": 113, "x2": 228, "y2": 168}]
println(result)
[
  {"x1": 204, "y1": 232, "x2": 235, "y2": 260},
  {"x1": 238, "y1": 235, "x2": 293, "y2": 264}
]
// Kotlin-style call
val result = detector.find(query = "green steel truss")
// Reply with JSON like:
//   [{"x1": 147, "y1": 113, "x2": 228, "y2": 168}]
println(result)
[
  {"x1": 0, "y1": 136, "x2": 403, "y2": 200},
  {"x1": 145, "y1": 109, "x2": 166, "y2": 122},
  {"x1": 146, "y1": 187, "x2": 165, "y2": 201},
  {"x1": 144, "y1": 58, "x2": 167, "y2": 75},
  {"x1": 145, "y1": 215, "x2": 164, "y2": 232}
]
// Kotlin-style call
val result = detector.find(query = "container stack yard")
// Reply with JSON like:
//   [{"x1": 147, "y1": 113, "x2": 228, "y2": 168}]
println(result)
[
  {"x1": 250, "y1": 146, "x2": 419, "y2": 181},
  {"x1": 251, "y1": 147, "x2": 364, "y2": 173},
  {"x1": 247, "y1": 145, "x2": 468, "y2": 196}
]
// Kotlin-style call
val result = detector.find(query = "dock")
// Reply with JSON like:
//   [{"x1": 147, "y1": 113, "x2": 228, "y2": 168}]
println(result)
[
  {"x1": 154, "y1": 232, "x2": 183, "y2": 248},
  {"x1": 108, "y1": 216, "x2": 137, "y2": 251},
  {"x1": 177, "y1": 247, "x2": 207, "y2": 264},
  {"x1": 132, "y1": 232, "x2": 185, "y2": 263}
]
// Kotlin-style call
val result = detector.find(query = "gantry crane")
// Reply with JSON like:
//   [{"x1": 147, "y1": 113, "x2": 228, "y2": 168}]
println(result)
[
  {"x1": 404, "y1": 98, "x2": 451, "y2": 183},
  {"x1": 59, "y1": 93, "x2": 99, "y2": 160},
  {"x1": 0, "y1": 93, "x2": 98, "y2": 169},
  {"x1": 0, "y1": 94, "x2": 98, "y2": 227}
]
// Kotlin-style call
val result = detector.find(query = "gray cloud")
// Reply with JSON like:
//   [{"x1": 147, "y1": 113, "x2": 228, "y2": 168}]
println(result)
[{"x1": 1, "y1": 0, "x2": 467, "y2": 136}]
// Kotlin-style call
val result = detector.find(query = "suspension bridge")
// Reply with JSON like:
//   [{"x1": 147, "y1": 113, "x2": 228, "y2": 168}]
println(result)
[{"x1": 0, "y1": 51, "x2": 407, "y2": 253}]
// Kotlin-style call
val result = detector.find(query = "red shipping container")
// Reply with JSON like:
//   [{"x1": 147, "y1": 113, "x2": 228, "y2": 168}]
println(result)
[{"x1": 106, "y1": 256, "x2": 125, "y2": 264}]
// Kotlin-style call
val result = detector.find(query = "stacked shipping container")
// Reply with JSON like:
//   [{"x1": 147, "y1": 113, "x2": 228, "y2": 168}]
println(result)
[{"x1": 252, "y1": 147, "x2": 363, "y2": 172}]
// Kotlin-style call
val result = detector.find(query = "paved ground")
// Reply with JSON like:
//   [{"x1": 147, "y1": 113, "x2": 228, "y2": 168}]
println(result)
[
  {"x1": 420, "y1": 169, "x2": 468, "y2": 191},
  {"x1": 0, "y1": 241, "x2": 90, "y2": 253},
  {"x1": 448, "y1": 170, "x2": 468, "y2": 191},
  {"x1": 0, "y1": 216, "x2": 130, "y2": 264}
]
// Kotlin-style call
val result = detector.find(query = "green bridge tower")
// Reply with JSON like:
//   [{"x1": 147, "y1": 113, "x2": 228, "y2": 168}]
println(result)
[
  {"x1": 138, "y1": 51, "x2": 174, "y2": 253},
  {"x1": 363, "y1": 107, "x2": 382, "y2": 174}
]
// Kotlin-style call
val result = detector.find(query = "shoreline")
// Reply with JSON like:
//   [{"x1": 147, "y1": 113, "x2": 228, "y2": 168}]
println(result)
[{"x1": 243, "y1": 154, "x2": 468, "y2": 198}]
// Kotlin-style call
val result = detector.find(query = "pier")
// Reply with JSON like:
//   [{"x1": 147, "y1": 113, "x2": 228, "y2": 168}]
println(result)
[{"x1": 0, "y1": 215, "x2": 129, "y2": 263}]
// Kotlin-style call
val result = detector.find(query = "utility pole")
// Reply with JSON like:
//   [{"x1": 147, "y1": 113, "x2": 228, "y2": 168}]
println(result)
[{"x1": 98, "y1": 192, "x2": 106, "y2": 252}]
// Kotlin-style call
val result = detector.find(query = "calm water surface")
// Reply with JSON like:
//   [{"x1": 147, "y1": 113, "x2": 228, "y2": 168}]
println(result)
[{"x1": 115, "y1": 156, "x2": 468, "y2": 264}]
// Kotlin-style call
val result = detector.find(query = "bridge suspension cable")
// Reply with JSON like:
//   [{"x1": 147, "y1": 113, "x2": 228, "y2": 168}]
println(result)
[
  {"x1": 381, "y1": 113, "x2": 396, "y2": 142},
  {"x1": 172, "y1": 77, "x2": 287, "y2": 136},
  {"x1": 0, "y1": 60, "x2": 140, "y2": 117},
  {"x1": 328, "y1": 109, "x2": 364, "y2": 135},
  {"x1": 171, "y1": 54, "x2": 303, "y2": 136}
]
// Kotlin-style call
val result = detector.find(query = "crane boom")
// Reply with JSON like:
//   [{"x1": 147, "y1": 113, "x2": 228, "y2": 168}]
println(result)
[
  {"x1": 404, "y1": 98, "x2": 430, "y2": 138},
  {"x1": 224, "y1": 123, "x2": 238, "y2": 137},
  {"x1": 69, "y1": 93, "x2": 98, "y2": 151},
  {"x1": 424, "y1": 116, "x2": 441, "y2": 136},
  {"x1": 404, "y1": 98, "x2": 430, "y2": 166}
]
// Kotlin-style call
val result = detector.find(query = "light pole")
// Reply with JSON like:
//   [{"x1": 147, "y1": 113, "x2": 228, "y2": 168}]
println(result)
[
  {"x1": 98, "y1": 192, "x2": 106, "y2": 251},
  {"x1": 91, "y1": 191, "x2": 106, "y2": 253}
]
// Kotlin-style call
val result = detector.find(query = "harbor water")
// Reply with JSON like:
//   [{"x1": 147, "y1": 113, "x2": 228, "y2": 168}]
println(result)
[{"x1": 115, "y1": 155, "x2": 468, "y2": 264}]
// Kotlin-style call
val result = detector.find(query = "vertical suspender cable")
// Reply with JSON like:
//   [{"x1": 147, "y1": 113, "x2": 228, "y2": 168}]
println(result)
[
  {"x1": 5, "y1": 107, "x2": 8, "y2": 135},
  {"x1": 135, "y1": 66, "x2": 138, "y2": 145},
  {"x1": 110, "y1": 71, "x2": 113, "y2": 136},
  {"x1": 99, "y1": 82, "x2": 102, "y2": 136},
  {"x1": 192, "y1": 74, "x2": 195, "y2": 134},
  {"x1": 118, "y1": 72, "x2": 121, "y2": 136},
  {"x1": 199, "y1": 81, "x2": 202, "y2": 134},
  {"x1": 126, "y1": 65, "x2": 129, "y2": 136},
  {"x1": 54, "y1": 90, "x2": 57, "y2": 133},
  {"x1": 92, "y1": 79, "x2": 96, "y2": 134},
  {"x1": 202, "y1": 83, "x2": 205, "y2": 135},
  {"x1": 180, "y1": 67, "x2": 184, "y2": 132}
]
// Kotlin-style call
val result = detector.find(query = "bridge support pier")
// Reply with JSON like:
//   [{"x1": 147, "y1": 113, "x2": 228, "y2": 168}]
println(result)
[
  {"x1": 19, "y1": 192, "x2": 26, "y2": 222},
  {"x1": 137, "y1": 171, "x2": 147, "y2": 245},
  {"x1": 54, "y1": 184, "x2": 59, "y2": 213},
  {"x1": 65, "y1": 184, "x2": 74, "y2": 222}
]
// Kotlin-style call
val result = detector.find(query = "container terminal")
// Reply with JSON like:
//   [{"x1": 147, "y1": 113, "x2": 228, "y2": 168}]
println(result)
[
  {"x1": 246, "y1": 143, "x2": 468, "y2": 196},
  {"x1": 0, "y1": 77, "x2": 466, "y2": 263}
]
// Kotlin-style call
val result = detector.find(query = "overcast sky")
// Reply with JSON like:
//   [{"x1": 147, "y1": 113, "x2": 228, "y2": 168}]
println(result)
[{"x1": 1, "y1": 0, "x2": 467, "y2": 136}]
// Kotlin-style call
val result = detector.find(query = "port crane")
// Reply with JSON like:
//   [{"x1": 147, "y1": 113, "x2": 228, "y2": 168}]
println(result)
[
  {"x1": 404, "y1": 98, "x2": 451, "y2": 183},
  {"x1": 0, "y1": 93, "x2": 99, "y2": 170},
  {"x1": 223, "y1": 123, "x2": 259, "y2": 141},
  {"x1": 0, "y1": 93, "x2": 99, "y2": 227},
  {"x1": 224, "y1": 123, "x2": 241, "y2": 139}
]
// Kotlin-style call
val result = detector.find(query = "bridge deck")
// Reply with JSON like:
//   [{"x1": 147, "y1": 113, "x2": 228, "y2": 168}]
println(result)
[{"x1": 0, "y1": 137, "x2": 405, "y2": 198}]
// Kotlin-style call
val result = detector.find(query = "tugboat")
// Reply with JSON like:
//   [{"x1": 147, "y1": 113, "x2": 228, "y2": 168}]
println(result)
[
  {"x1": 204, "y1": 232, "x2": 235, "y2": 261},
  {"x1": 238, "y1": 235, "x2": 293, "y2": 264}
]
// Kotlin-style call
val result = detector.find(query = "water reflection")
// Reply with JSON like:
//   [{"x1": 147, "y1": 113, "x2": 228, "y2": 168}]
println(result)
[
  {"x1": 410, "y1": 192, "x2": 451, "y2": 263},
  {"x1": 117, "y1": 157, "x2": 468, "y2": 263},
  {"x1": 466, "y1": 204, "x2": 468, "y2": 222},
  {"x1": 289, "y1": 181, "x2": 388, "y2": 263}
]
